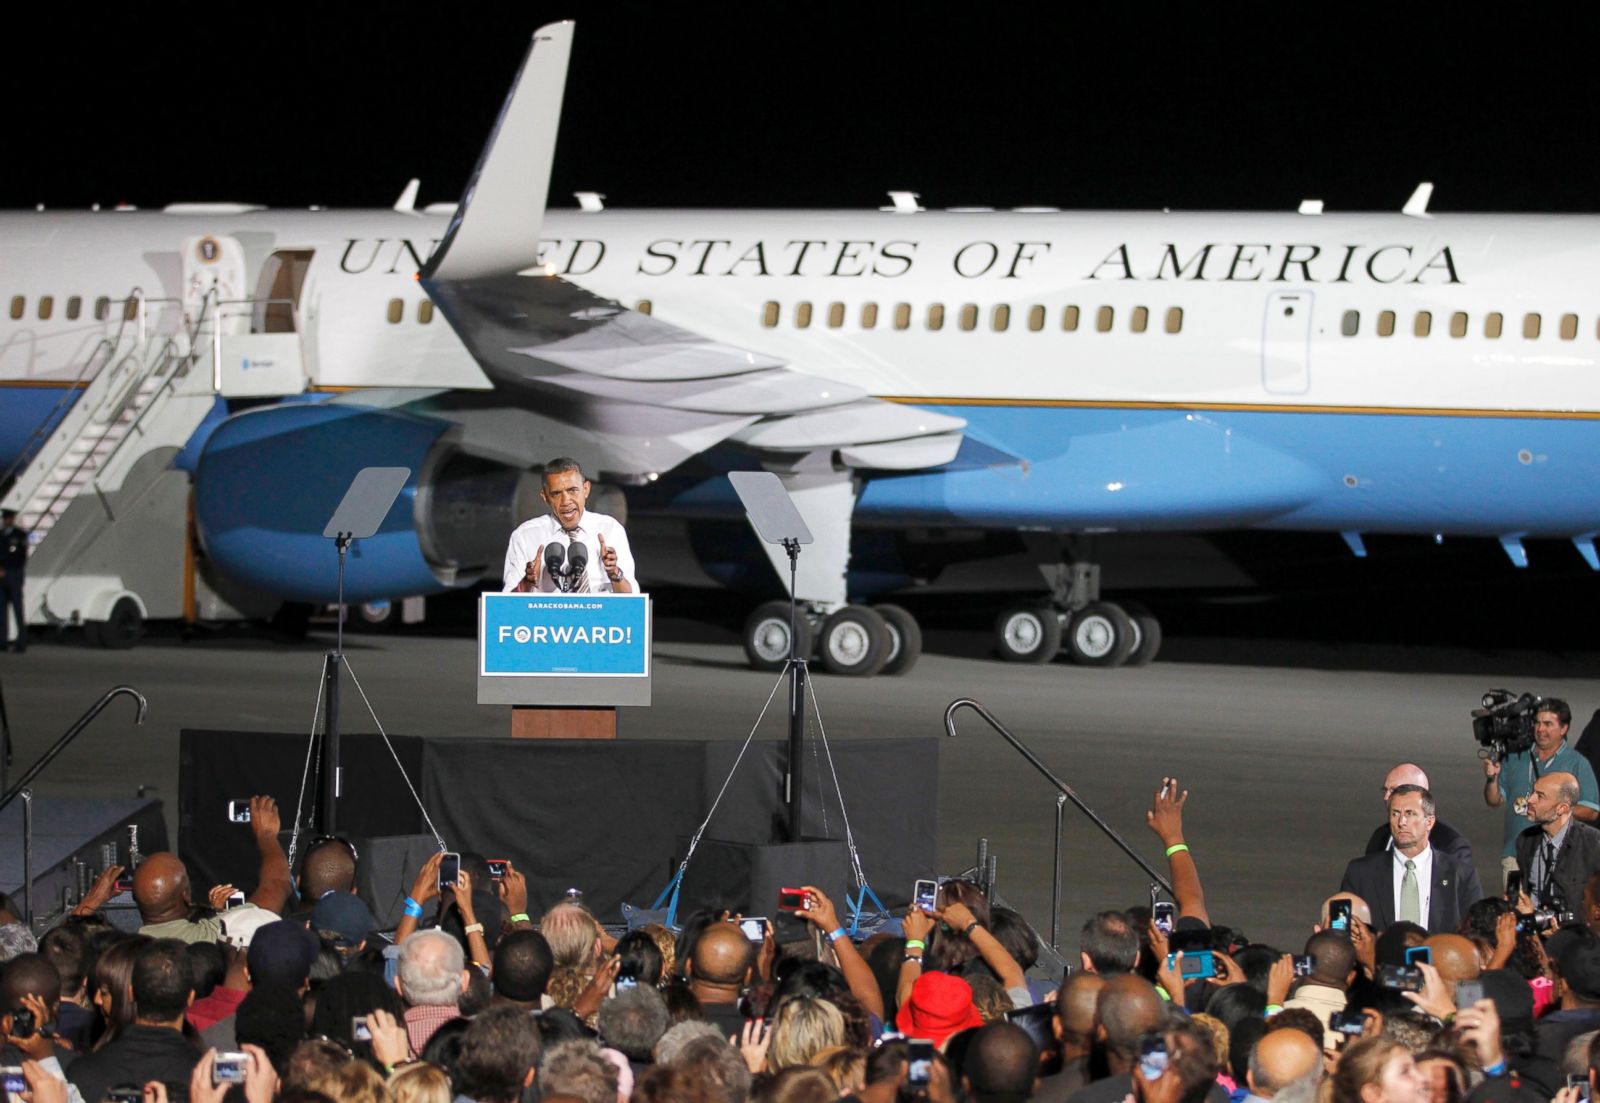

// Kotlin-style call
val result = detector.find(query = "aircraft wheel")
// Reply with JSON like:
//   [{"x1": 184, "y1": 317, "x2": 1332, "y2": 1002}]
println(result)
[
  {"x1": 743, "y1": 600, "x2": 812, "y2": 672},
  {"x1": 994, "y1": 603, "x2": 1061, "y2": 663},
  {"x1": 94, "y1": 598, "x2": 144, "y2": 650},
  {"x1": 352, "y1": 599, "x2": 397, "y2": 632},
  {"x1": 874, "y1": 603, "x2": 923, "y2": 676},
  {"x1": 1065, "y1": 602, "x2": 1135, "y2": 667},
  {"x1": 1122, "y1": 601, "x2": 1163, "y2": 667},
  {"x1": 817, "y1": 605, "x2": 891, "y2": 677}
]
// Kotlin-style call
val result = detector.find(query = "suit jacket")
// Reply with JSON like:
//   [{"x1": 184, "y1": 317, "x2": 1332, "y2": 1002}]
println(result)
[
  {"x1": 1339, "y1": 845, "x2": 1485, "y2": 933},
  {"x1": 1514, "y1": 818, "x2": 1600, "y2": 913},
  {"x1": 1365, "y1": 817, "x2": 1474, "y2": 871}
]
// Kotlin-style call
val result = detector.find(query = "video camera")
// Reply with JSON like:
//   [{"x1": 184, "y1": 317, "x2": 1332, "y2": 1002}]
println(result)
[{"x1": 1472, "y1": 689, "x2": 1539, "y2": 761}]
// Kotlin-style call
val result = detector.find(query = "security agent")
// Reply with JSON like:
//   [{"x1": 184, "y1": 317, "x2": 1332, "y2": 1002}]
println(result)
[
  {"x1": 0, "y1": 508, "x2": 26, "y2": 653},
  {"x1": 1485, "y1": 698, "x2": 1600, "y2": 885},
  {"x1": 502, "y1": 458, "x2": 636, "y2": 594}
]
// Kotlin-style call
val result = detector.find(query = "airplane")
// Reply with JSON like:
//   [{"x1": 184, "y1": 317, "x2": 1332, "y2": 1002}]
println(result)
[{"x1": 4, "y1": 21, "x2": 1600, "y2": 675}]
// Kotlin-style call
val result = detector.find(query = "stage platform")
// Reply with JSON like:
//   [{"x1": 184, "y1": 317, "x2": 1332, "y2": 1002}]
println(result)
[{"x1": 179, "y1": 732, "x2": 938, "y2": 928}]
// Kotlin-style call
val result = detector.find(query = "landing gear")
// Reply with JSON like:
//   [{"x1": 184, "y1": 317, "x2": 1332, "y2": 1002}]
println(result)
[
  {"x1": 743, "y1": 600, "x2": 815, "y2": 672},
  {"x1": 817, "y1": 606, "x2": 891, "y2": 677},
  {"x1": 1063, "y1": 602, "x2": 1135, "y2": 667},
  {"x1": 874, "y1": 603, "x2": 923, "y2": 676},
  {"x1": 990, "y1": 546, "x2": 1164, "y2": 668},
  {"x1": 994, "y1": 604, "x2": 1061, "y2": 663}
]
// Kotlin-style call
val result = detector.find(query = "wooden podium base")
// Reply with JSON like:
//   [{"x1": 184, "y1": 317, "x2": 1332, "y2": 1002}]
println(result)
[{"x1": 510, "y1": 706, "x2": 617, "y2": 740}]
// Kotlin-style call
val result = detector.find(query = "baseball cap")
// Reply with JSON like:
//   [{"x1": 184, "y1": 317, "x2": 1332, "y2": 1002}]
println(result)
[
  {"x1": 311, "y1": 893, "x2": 377, "y2": 948},
  {"x1": 218, "y1": 904, "x2": 280, "y2": 950},
  {"x1": 247, "y1": 920, "x2": 319, "y2": 989}
]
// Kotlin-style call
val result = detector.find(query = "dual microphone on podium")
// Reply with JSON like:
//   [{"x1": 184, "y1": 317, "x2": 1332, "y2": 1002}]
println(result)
[{"x1": 543, "y1": 539, "x2": 589, "y2": 593}]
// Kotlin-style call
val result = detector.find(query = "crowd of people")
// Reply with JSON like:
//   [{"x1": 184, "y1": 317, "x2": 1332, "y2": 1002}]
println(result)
[{"x1": 6, "y1": 695, "x2": 1600, "y2": 1103}]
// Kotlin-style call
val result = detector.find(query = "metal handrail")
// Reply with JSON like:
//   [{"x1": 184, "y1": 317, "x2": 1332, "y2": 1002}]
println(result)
[
  {"x1": 943, "y1": 697, "x2": 1174, "y2": 895},
  {"x1": 0, "y1": 686, "x2": 147, "y2": 812}
]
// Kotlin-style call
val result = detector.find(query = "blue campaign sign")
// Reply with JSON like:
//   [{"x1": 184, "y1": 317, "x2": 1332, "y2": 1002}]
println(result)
[{"x1": 480, "y1": 594, "x2": 651, "y2": 677}]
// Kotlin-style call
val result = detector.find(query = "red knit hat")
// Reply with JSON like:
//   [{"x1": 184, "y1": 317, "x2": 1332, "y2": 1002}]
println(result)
[{"x1": 895, "y1": 972, "x2": 984, "y2": 1046}]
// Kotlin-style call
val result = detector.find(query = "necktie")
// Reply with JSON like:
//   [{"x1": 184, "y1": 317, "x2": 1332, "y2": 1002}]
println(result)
[{"x1": 1401, "y1": 859, "x2": 1421, "y2": 925}]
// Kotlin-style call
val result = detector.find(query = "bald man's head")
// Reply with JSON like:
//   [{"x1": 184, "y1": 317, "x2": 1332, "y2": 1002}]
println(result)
[
  {"x1": 1303, "y1": 931, "x2": 1356, "y2": 988},
  {"x1": 301, "y1": 839, "x2": 357, "y2": 898},
  {"x1": 1, "y1": 953, "x2": 61, "y2": 1009},
  {"x1": 132, "y1": 854, "x2": 191, "y2": 923},
  {"x1": 1247, "y1": 1029, "x2": 1321, "y2": 1098},
  {"x1": 1096, "y1": 976, "x2": 1166, "y2": 1063},
  {"x1": 1423, "y1": 935, "x2": 1481, "y2": 986},
  {"x1": 689, "y1": 923, "x2": 755, "y2": 987},
  {"x1": 1383, "y1": 764, "x2": 1430, "y2": 802},
  {"x1": 1054, "y1": 972, "x2": 1106, "y2": 1053},
  {"x1": 1320, "y1": 893, "x2": 1373, "y2": 930}
]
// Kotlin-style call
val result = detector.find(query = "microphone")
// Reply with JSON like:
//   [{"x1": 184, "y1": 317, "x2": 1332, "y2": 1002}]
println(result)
[
  {"x1": 543, "y1": 542, "x2": 566, "y2": 588},
  {"x1": 566, "y1": 539, "x2": 589, "y2": 591}
]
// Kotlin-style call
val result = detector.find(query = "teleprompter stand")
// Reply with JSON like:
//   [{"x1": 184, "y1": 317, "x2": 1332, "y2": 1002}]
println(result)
[
  {"x1": 314, "y1": 467, "x2": 410, "y2": 834},
  {"x1": 643, "y1": 473, "x2": 887, "y2": 934}
]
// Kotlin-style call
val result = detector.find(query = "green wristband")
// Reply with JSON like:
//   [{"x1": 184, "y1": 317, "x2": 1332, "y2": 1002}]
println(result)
[
  {"x1": 905, "y1": 939, "x2": 926, "y2": 951},
  {"x1": 1165, "y1": 843, "x2": 1190, "y2": 858}
]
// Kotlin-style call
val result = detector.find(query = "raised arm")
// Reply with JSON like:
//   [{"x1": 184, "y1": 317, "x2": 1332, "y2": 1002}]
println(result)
[
  {"x1": 245, "y1": 797, "x2": 293, "y2": 914},
  {"x1": 938, "y1": 900, "x2": 1026, "y2": 992},
  {"x1": 799, "y1": 887, "x2": 884, "y2": 1019},
  {"x1": 1146, "y1": 776, "x2": 1209, "y2": 926}
]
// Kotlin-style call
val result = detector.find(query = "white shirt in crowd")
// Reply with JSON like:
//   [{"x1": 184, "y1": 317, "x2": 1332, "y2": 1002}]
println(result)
[{"x1": 501, "y1": 510, "x2": 636, "y2": 593}]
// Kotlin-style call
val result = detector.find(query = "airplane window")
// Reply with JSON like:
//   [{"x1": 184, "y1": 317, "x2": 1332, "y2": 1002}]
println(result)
[
  {"x1": 66, "y1": 296, "x2": 81, "y2": 321},
  {"x1": 1028, "y1": 305, "x2": 1045, "y2": 331},
  {"x1": 1485, "y1": 312, "x2": 1503, "y2": 338},
  {"x1": 418, "y1": 300, "x2": 434, "y2": 324},
  {"x1": 1063, "y1": 305, "x2": 1080, "y2": 332},
  {"x1": 1560, "y1": 313, "x2": 1578, "y2": 340},
  {"x1": 38, "y1": 296, "x2": 53, "y2": 321},
  {"x1": 762, "y1": 301, "x2": 779, "y2": 328},
  {"x1": 958, "y1": 304, "x2": 978, "y2": 331},
  {"x1": 1377, "y1": 311, "x2": 1395, "y2": 337},
  {"x1": 635, "y1": 300, "x2": 653, "y2": 315},
  {"x1": 9, "y1": 296, "x2": 23, "y2": 320},
  {"x1": 1165, "y1": 307, "x2": 1183, "y2": 334},
  {"x1": 1340, "y1": 310, "x2": 1359, "y2": 336},
  {"x1": 860, "y1": 303, "x2": 878, "y2": 329},
  {"x1": 1413, "y1": 311, "x2": 1431, "y2": 337},
  {"x1": 1130, "y1": 306, "x2": 1149, "y2": 333},
  {"x1": 927, "y1": 304, "x2": 945, "y2": 331},
  {"x1": 1449, "y1": 312, "x2": 1467, "y2": 338},
  {"x1": 894, "y1": 303, "x2": 911, "y2": 330},
  {"x1": 386, "y1": 298, "x2": 403, "y2": 324},
  {"x1": 827, "y1": 302, "x2": 845, "y2": 328},
  {"x1": 796, "y1": 302, "x2": 813, "y2": 328},
  {"x1": 94, "y1": 297, "x2": 110, "y2": 321},
  {"x1": 1096, "y1": 306, "x2": 1114, "y2": 332},
  {"x1": 992, "y1": 304, "x2": 1010, "y2": 331},
  {"x1": 1523, "y1": 313, "x2": 1541, "y2": 339}
]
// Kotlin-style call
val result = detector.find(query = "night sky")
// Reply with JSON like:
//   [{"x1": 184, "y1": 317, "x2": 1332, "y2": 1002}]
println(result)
[{"x1": 6, "y1": 7, "x2": 1600, "y2": 216}]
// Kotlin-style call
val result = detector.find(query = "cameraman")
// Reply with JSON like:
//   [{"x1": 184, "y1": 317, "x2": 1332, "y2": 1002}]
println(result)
[{"x1": 1485, "y1": 698, "x2": 1600, "y2": 888}]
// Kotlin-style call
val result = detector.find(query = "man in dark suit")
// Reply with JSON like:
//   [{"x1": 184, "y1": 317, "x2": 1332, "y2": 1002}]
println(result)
[
  {"x1": 0, "y1": 508, "x2": 25, "y2": 653},
  {"x1": 1340, "y1": 783, "x2": 1485, "y2": 933},
  {"x1": 1514, "y1": 771, "x2": 1600, "y2": 914},
  {"x1": 1363, "y1": 763, "x2": 1474, "y2": 870}
]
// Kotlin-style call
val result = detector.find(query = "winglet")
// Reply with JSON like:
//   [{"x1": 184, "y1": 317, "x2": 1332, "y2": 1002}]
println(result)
[
  {"x1": 421, "y1": 21, "x2": 574, "y2": 281},
  {"x1": 393, "y1": 178, "x2": 420, "y2": 214},
  {"x1": 1402, "y1": 182, "x2": 1433, "y2": 218}
]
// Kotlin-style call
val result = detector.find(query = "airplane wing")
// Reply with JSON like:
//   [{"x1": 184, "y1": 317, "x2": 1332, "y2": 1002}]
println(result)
[{"x1": 419, "y1": 22, "x2": 965, "y2": 480}]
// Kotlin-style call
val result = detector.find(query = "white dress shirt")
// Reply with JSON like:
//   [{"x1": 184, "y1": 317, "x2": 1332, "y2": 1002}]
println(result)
[
  {"x1": 501, "y1": 510, "x2": 637, "y2": 593},
  {"x1": 1391, "y1": 844, "x2": 1433, "y2": 924}
]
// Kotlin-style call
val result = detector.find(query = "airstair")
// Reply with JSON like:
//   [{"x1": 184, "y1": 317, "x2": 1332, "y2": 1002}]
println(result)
[{"x1": 0, "y1": 285, "x2": 307, "y2": 644}]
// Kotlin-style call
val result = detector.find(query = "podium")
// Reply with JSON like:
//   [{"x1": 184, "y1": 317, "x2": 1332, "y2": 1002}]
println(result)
[{"x1": 478, "y1": 593, "x2": 652, "y2": 739}]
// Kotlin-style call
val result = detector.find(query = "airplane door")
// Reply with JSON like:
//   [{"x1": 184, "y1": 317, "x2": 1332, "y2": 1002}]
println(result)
[
  {"x1": 1261, "y1": 291, "x2": 1312, "y2": 395},
  {"x1": 182, "y1": 234, "x2": 249, "y2": 335}
]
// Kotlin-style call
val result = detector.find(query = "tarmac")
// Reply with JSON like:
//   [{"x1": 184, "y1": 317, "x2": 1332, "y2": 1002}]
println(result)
[{"x1": 4, "y1": 614, "x2": 1599, "y2": 953}]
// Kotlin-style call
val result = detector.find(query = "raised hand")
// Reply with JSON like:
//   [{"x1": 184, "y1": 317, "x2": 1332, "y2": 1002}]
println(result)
[
  {"x1": 248, "y1": 796, "x2": 280, "y2": 838},
  {"x1": 1147, "y1": 776, "x2": 1188, "y2": 846},
  {"x1": 524, "y1": 546, "x2": 545, "y2": 591},
  {"x1": 599, "y1": 533, "x2": 620, "y2": 581}
]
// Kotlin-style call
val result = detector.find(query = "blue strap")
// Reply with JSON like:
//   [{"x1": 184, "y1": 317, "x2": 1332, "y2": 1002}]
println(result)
[{"x1": 650, "y1": 866, "x2": 686, "y2": 929}]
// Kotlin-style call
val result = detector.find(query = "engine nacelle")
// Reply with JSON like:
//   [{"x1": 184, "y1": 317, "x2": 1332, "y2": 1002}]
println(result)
[{"x1": 195, "y1": 403, "x2": 539, "y2": 603}]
